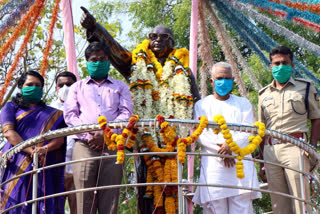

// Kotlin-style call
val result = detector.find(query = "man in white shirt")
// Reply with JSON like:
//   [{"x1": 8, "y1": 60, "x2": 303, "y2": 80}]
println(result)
[
  {"x1": 51, "y1": 71, "x2": 77, "y2": 214},
  {"x1": 192, "y1": 62, "x2": 261, "y2": 214}
]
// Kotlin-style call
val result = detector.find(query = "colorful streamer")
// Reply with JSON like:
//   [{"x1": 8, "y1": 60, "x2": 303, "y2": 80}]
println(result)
[
  {"x1": 236, "y1": 0, "x2": 320, "y2": 31},
  {"x1": 213, "y1": 0, "x2": 320, "y2": 92},
  {"x1": 0, "y1": 0, "x2": 45, "y2": 104},
  {"x1": 204, "y1": 0, "x2": 249, "y2": 99},
  {"x1": 229, "y1": 0, "x2": 320, "y2": 56},
  {"x1": 198, "y1": 0, "x2": 213, "y2": 98},
  {"x1": 269, "y1": 0, "x2": 320, "y2": 14},
  {"x1": 0, "y1": 0, "x2": 35, "y2": 40},
  {"x1": 0, "y1": 0, "x2": 45, "y2": 65}
]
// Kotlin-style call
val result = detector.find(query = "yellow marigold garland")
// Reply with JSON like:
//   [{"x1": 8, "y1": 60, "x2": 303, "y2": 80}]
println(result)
[
  {"x1": 0, "y1": 0, "x2": 45, "y2": 104},
  {"x1": 177, "y1": 116, "x2": 208, "y2": 163},
  {"x1": 213, "y1": 115, "x2": 265, "y2": 179},
  {"x1": 98, "y1": 115, "x2": 139, "y2": 164}
]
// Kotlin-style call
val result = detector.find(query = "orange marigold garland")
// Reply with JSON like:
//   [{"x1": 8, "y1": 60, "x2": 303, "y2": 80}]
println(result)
[
  {"x1": 0, "y1": 0, "x2": 45, "y2": 64},
  {"x1": 0, "y1": 0, "x2": 46, "y2": 104},
  {"x1": 98, "y1": 115, "x2": 139, "y2": 164},
  {"x1": 40, "y1": 0, "x2": 61, "y2": 76}
]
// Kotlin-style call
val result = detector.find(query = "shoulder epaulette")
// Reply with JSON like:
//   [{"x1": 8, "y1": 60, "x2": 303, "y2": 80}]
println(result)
[
  {"x1": 294, "y1": 78, "x2": 312, "y2": 83},
  {"x1": 258, "y1": 84, "x2": 271, "y2": 95}
]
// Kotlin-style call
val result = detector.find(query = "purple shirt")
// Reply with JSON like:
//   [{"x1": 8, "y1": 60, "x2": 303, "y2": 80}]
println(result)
[{"x1": 63, "y1": 76, "x2": 133, "y2": 141}]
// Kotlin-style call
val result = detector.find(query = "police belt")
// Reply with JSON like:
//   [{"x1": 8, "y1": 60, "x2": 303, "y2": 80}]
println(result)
[{"x1": 268, "y1": 132, "x2": 307, "y2": 145}]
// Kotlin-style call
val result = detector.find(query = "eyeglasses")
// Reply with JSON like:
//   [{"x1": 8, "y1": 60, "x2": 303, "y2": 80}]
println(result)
[{"x1": 148, "y1": 33, "x2": 172, "y2": 41}]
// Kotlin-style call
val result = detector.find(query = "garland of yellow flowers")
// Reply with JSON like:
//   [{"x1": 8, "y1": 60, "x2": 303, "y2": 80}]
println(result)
[
  {"x1": 98, "y1": 115, "x2": 139, "y2": 164},
  {"x1": 213, "y1": 115, "x2": 265, "y2": 179},
  {"x1": 177, "y1": 116, "x2": 208, "y2": 163},
  {"x1": 40, "y1": 0, "x2": 61, "y2": 76}
]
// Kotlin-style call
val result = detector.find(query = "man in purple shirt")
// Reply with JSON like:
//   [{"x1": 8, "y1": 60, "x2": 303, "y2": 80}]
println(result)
[{"x1": 64, "y1": 41, "x2": 133, "y2": 214}]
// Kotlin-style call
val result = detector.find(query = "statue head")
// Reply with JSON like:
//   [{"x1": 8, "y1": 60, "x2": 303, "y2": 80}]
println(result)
[{"x1": 148, "y1": 25, "x2": 174, "y2": 59}]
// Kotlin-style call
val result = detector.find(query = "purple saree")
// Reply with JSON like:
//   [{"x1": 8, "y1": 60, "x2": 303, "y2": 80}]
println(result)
[{"x1": 0, "y1": 101, "x2": 66, "y2": 214}]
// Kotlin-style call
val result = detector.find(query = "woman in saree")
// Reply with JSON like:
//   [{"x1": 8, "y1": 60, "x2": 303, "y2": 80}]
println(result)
[{"x1": 0, "y1": 70, "x2": 66, "y2": 213}]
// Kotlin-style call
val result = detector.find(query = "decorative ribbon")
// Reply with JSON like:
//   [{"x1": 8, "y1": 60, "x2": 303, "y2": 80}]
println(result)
[
  {"x1": 0, "y1": 0, "x2": 46, "y2": 104},
  {"x1": 188, "y1": 0, "x2": 199, "y2": 212},
  {"x1": 269, "y1": 0, "x2": 320, "y2": 14},
  {"x1": 228, "y1": 0, "x2": 320, "y2": 56},
  {"x1": 204, "y1": 0, "x2": 249, "y2": 99},
  {"x1": 198, "y1": 0, "x2": 213, "y2": 98},
  {"x1": 236, "y1": 0, "x2": 320, "y2": 31},
  {"x1": 61, "y1": 0, "x2": 80, "y2": 80}
]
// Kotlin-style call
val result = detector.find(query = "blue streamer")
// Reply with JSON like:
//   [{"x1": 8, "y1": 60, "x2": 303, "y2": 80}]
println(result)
[
  {"x1": 213, "y1": 0, "x2": 320, "y2": 90},
  {"x1": 0, "y1": 0, "x2": 35, "y2": 36},
  {"x1": 236, "y1": 0, "x2": 320, "y2": 23}
]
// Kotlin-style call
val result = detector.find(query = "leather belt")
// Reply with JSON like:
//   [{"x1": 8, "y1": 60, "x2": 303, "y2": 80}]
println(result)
[{"x1": 268, "y1": 132, "x2": 306, "y2": 145}]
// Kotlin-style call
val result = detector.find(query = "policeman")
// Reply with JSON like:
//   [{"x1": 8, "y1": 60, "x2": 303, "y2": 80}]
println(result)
[{"x1": 258, "y1": 46, "x2": 320, "y2": 214}]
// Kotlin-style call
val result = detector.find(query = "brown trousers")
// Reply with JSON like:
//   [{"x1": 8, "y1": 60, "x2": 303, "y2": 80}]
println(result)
[
  {"x1": 64, "y1": 172, "x2": 77, "y2": 214},
  {"x1": 264, "y1": 143, "x2": 311, "y2": 214},
  {"x1": 72, "y1": 141, "x2": 123, "y2": 214}
]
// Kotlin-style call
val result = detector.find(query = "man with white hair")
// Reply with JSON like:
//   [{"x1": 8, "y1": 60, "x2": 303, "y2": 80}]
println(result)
[{"x1": 192, "y1": 62, "x2": 261, "y2": 214}]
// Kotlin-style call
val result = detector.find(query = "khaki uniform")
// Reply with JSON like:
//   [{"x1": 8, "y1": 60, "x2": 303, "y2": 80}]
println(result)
[{"x1": 258, "y1": 77, "x2": 320, "y2": 214}]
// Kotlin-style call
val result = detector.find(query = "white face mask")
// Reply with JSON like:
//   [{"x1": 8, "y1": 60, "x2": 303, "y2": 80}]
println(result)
[{"x1": 58, "y1": 85, "x2": 70, "y2": 102}]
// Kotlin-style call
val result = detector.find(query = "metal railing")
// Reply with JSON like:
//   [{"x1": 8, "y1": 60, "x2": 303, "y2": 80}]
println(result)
[{"x1": 0, "y1": 120, "x2": 319, "y2": 213}]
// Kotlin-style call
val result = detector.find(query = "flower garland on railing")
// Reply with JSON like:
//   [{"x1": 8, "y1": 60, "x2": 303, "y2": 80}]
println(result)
[
  {"x1": 40, "y1": 0, "x2": 61, "y2": 76},
  {"x1": 130, "y1": 40, "x2": 193, "y2": 122},
  {"x1": 98, "y1": 115, "x2": 140, "y2": 164},
  {"x1": 213, "y1": 115, "x2": 265, "y2": 179},
  {"x1": 177, "y1": 116, "x2": 208, "y2": 163},
  {"x1": 0, "y1": 0, "x2": 46, "y2": 104}
]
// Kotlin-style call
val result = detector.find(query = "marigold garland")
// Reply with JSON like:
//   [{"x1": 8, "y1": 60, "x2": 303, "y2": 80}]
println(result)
[
  {"x1": 213, "y1": 115, "x2": 265, "y2": 179},
  {"x1": 0, "y1": 0, "x2": 45, "y2": 104},
  {"x1": 98, "y1": 115, "x2": 139, "y2": 164},
  {"x1": 0, "y1": 0, "x2": 44, "y2": 64},
  {"x1": 40, "y1": 0, "x2": 61, "y2": 76},
  {"x1": 177, "y1": 116, "x2": 208, "y2": 163},
  {"x1": 0, "y1": 0, "x2": 46, "y2": 103},
  {"x1": 130, "y1": 40, "x2": 193, "y2": 122}
]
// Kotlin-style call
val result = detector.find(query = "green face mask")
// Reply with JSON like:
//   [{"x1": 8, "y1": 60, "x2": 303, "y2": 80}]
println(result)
[
  {"x1": 86, "y1": 60, "x2": 110, "y2": 79},
  {"x1": 21, "y1": 86, "x2": 43, "y2": 103},
  {"x1": 272, "y1": 65, "x2": 292, "y2": 83}
]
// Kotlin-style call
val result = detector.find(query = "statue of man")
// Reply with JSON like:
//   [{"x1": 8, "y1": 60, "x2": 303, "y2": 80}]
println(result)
[
  {"x1": 80, "y1": 6, "x2": 200, "y2": 214},
  {"x1": 80, "y1": 6, "x2": 200, "y2": 102}
]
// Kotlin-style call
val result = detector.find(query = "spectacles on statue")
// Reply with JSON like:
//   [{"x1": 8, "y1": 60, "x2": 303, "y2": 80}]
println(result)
[{"x1": 148, "y1": 33, "x2": 172, "y2": 41}]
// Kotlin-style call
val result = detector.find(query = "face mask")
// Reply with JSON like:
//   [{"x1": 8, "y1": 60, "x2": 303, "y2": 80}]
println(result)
[
  {"x1": 58, "y1": 85, "x2": 70, "y2": 102},
  {"x1": 86, "y1": 60, "x2": 110, "y2": 79},
  {"x1": 21, "y1": 86, "x2": 43, "y2": 103},
  {"x1": 214, "y1": 79, "x2": 233, "y2": 96},
  {"x1": 272, "y1": 65, "x2": 292, "y2": 83}
]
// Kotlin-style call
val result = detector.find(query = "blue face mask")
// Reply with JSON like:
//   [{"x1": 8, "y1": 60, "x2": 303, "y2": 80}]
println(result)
[{"x1": 214, "y1": 79, "x2": 233, "y2": 96}]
